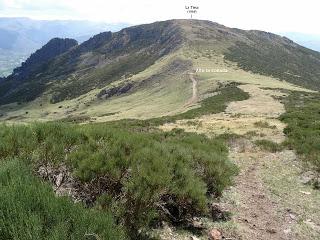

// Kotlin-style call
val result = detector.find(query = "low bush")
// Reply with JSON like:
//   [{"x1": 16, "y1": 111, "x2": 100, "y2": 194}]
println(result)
[
  {"x1": 0, "y1": 159, "x2": 126, "y2": 240},
  {"x1": 150, "y1": 84, "x2": 249, "y2": 125},
  {"x1": 0, "y1": 122, "x2": 237, "y2": 237},
  {"x1": 171, "y1": 84, "x2": 249, "y2": 120},
  {"x1": 280, "y1": 91, "x2": 320, "y2": 171}
]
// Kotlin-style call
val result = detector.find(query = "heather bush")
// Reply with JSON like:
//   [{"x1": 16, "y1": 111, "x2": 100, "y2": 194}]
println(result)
[
  {"x1": 280, "y1": 91, "x2": 320, "y2": 171},
  {"x1": 0, "y1": 122, "x2": 237, "y2": 237},
  {"x1": 0, "y1": 159, "x2": 126, "y2": 240}
]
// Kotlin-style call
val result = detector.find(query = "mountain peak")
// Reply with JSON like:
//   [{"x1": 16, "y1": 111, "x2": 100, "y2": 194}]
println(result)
[{"x1": 11, "y1": 38, "x2": 78, "y2": 80}]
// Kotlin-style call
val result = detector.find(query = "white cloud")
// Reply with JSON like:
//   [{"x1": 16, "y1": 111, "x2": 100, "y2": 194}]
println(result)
[{"x1": 0, "y1": 0, "x2": 319, "y2": 34}]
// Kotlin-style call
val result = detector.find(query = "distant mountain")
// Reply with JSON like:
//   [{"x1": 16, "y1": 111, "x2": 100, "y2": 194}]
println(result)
[
  {"x1": 280, "y1": 32, "x2": 320, "y2": 52},
  {"x1": 0, "y1": 17, "x2": 128, "y2": 77}
]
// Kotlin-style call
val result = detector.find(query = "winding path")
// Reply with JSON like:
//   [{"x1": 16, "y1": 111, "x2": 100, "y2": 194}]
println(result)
[{"x1": 185, "y1": 72, "x2": 198, "y2": 106}]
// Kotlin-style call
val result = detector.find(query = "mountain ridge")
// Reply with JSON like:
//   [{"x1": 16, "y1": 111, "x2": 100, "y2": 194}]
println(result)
[
  {"x1": 280, "y1": 32, "x2": 320, "y2": 52},
  {"x1": 0, "y1": 20, "x2": 183, "y2": 104},
  {"x1": 0, "y1": 19, "x2": 319, "y2": 122},
  {"x1": 0, "y1": 17, "x2": 128, "y2": 77}
]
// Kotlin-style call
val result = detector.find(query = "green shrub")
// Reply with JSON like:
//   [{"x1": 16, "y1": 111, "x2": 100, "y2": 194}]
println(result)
[
  {"x1": 70, "y1": 125, "x2": 236, "y2": 235},
  {"x1": 0, "y1": 122, "x2": 237, "y2": 237},
  {"x1": 280, "y1": 91, "x2": 320, "y2": 171},
  {"x1": 0, "y1": 159, "x2": 126, "y2": 240}
]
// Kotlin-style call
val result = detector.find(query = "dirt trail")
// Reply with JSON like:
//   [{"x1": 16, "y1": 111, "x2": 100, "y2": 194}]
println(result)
[
  {"x1": 160, "y1": 84, "x2": 320, "y2": 240},
  {"x1": 214, "y1": 85, "x2": 320, "y2": 240},
  {"x1": 184, "y1": 73, "x2": 198, "y2": 106},
  {"x1": 225, "y1": 139, "x2": 320, "y2": 240},
  {"x1": 226, "y1": 140, "x2": 289, "y2": 239},
  {"x1": 218, "y1": 85, "x2": 290, "y2": 239}
]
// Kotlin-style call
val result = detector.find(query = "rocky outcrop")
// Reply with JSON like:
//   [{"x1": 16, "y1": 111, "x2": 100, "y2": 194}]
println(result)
[
  {"x1": 11, "y1": 38, "x2": 78, "y2": 80},
  {"x1": 97, "y1": 82, "x2": 133, "y2": 99},
  {"x1": 79, "y1": 31, "x2": 112, "y2": 52}
]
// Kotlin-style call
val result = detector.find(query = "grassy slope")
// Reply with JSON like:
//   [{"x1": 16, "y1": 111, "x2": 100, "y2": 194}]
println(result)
[
  {"x1": 0, "y1": 49, "x2": 192, "y2": 122},
  {"x1": 224, "y1": 32, "x2": 320, "y2": 90}
]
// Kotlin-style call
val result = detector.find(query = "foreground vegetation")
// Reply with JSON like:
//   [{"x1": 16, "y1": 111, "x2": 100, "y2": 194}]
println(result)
[
  {"x1": 280, "y1": 91, "x2": 320, "y2": 171},
  {"x1": 0, "y1": 159, "x2": 126, "y2": 240},
  {"x1": 0, "y1": 121, "x2": 237, "y2": 238},
  {"x1": 0, "y1": 84, "x2": 250, "y2": 238}
]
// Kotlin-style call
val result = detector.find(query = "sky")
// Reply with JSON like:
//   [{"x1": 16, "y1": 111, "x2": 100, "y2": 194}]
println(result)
[{"x1": 0, "y1": 0, "x2": 319, "y2": 35}]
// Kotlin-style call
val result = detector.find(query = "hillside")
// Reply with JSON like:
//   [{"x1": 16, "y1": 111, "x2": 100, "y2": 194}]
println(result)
[
  {"x1": 225, "y1": 31, "x2": 320, "y2": 90},
  {"x1": 12, "y1": 38, "x2": 78, "y2": 80},
  {"x1": 0, "y1": 17, "x2": 127, "y2": 77},
  {"x1": 0, "y1": 38, "x2": 78, "y2": 103},
  {"x1": 0, "y1": 19, "x2": 318, "y2": 122},
  {"x1": 0, "y1": 21, "x2": 183, "y2": 105}
]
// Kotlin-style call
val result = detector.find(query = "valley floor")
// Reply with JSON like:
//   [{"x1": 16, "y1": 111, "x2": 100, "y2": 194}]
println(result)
[{"x1": 159, "y1": 84, "x2": 320, "y2": 240}]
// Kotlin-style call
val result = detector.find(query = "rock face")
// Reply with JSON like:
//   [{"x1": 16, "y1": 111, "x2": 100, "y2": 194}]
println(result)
[{"x1": 12, "y1": 38, "x2": 78, "y2": 80}]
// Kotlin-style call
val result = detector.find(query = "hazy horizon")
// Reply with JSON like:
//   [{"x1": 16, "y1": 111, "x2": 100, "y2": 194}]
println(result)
[{"x1": 0, "y1": 0, "x2": 319, "y2": 35}]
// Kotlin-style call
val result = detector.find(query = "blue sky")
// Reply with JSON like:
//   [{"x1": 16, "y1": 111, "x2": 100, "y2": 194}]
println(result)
[{"x1": 0, "y1": 0, "x2": 319, "y2": 35}]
